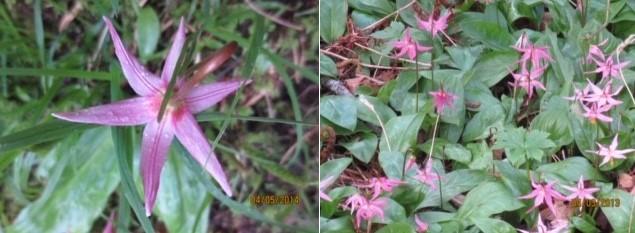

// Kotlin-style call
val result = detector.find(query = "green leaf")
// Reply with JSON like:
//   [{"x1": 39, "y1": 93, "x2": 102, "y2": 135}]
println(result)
[
  {"x1": 370, "y1": 21, "x2": 404, "y2": 40},
  {"x1": 0, "y1": 68, "x2": 112, "y2": 80},
  {"x1": 531, "y1": 97, "x2": 574, "y2": 147},
  {"x1": 457, "y1": 181, "x2": 523, "y2": 222},
  {"x1": 537, "y1": 157, "x2": 605, "y2": 183},
  {"x1": 375, "y1": 222, "x2": 415, "y2": 233},
  {"x1": 135, "y1": 7, "x2": 160, "y2": 59},
  {"x1": 320, "y1": 53, "x2": 338, "y2": 77},
  {"x1": 459, "y1": 13, "x2": 514, "y2": 50},
  {"x1": 444, "y1": 144, "x2": 472, "y2": 164},
  {"x1": 342, "y1": 133, "x2": 378, "y2": 163},
  {"x1": 0, "y1": 120, "x2": 94, "y2": 154},
  {"x1": 419, "y1": 169, "x2": 495, "y2": 208},
  {"x1": 375, "y1": 198, "x2": 406, "y2": 225},
  {"x1": 9, "y1": 129, "x2": 120, "y2": 233},
  {"x1": 379, "y1": 151, "x2": 405, "y2": 179},
  {"x1": 379, "y1": 113, "x2": 424, "y2": 153},
  {"x1": 320, "y1": 216, "x2": 355, "y2": 233},
  {"x1": 241, "y1": 15, "x2": 265, "y2": 77},
  {"x1": 493, "y1": 127, "x2": 556, "y2": 167},
  {"x1": 356, "y1": 95, "x2": 397, "y2": 126},
  {"x1": 320, "y1": 157, "x2": 352, "y2": 180},
  {"x1": 320, "y1": 95, "x2": 358, "y2": 131},
  {"x1": 320, "y1": 0, "x2": 348, "y2": 43},
  {"x1": 155, "y1": 148, "x2": 210, "y2": 233},
  {"x1": 599, "y1": 189, "x2": 635, "y2": 233},
  {"x1": 472, "y1": 217, "x2": 516, "y2": 233},
  {"x1": 571, "y1": 215, "x2": 600, "y2": 233},
  {"x1": 464, "y1": 50, "x2": 518, "y2": 87}
]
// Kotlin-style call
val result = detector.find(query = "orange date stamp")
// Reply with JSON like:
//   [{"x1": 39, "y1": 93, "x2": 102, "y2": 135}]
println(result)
[
  {"x1": 250, "y1": 194, "x2": 300, "y2": 206},
  {"x1": 570, "y1": 198, "x2": 620, "y2": 208}
]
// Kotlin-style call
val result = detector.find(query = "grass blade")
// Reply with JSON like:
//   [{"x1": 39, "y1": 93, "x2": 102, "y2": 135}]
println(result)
[
  {"x1": 196, "y1": 112, "x2": 315, "y2": 126},
  {"x1": 0, "y1": 68, "x2": 112, "y2": 80},
  {"x1": 0, "y1": 120, "x2": 94, "y2": 154}
]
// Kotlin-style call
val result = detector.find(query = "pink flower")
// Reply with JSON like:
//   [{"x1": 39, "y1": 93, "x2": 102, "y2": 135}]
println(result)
[
  {"x1": 513, "y1": 34, "x2": 552, "y2": 68},
  {"x1": 405, "y1": 156, "x2": 418, "y2": 171},
  {"x1": 592, "y1": 56, "x2": 630, "y2": 79},
  {"x1": 592, "y1": 135, "x2": 635, "y2": 166},
  {"x1": 53, "y1": 17, "x2": 247, "y2": 216},
  {"x1": 509, "y1": 65, "x2": 547, "y2": 98},
  {"x1": 518, "y1": 176, "x2": 566, "y2": 217},
  {"x1": 562, "y1": 176, "x2": 599, "y2": 201},
  {"x1": 415, "y1": 215, "x2": 429, "y2": 233},
  {"x1": 586, "y1": 40, "x2": 608, "y2": 63},
  {"x1": 343, "y1": 193, "x2": 367, "y2": 213},
  {"x1": 393, "y1": 28, "x2": 432, "y2": 60},
  {"x1": 518, "y1": 214, "x2": 569, "y2": 233},
  {"x1": 582, "y1": 103, "x2": 613, "y2": 123},
  {"x1": 320, "y1": 176, "x2": 336, "y2": 201},
  {"x1": 360, "y1": 177, "x2": 404, "y2": 199},
  {"x1": 103, "y1": 212, "x2": 115, "y2": 233},
  {"x1": 343, "y1": 194, "x2": 386, "y2": 227},
  {"x1": 582, "y1": 80, "x2": 622, "y2": 108},
  {"x1": 564, "y1": 84, "x2": 591, "y2": 102},
  {"x1": 429, "y1": 88, "x2": 456, "y2": 114},
  {"x1": 417, "y1": 10, "x2": 451, "y2": 38},
  {"x1": 415, "y1": 159, "x2": 440, "y2": 189}
]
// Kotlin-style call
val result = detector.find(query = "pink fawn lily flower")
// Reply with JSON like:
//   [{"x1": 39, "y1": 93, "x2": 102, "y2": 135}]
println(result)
[
  {"x1": 564, "y1": 84, "x2": 591, "y2": 102},
  {"x1": 429, "y1": 88, "x2": 456, "y2": 114},
  {"x1": 103, "y1": 212, "x2": 115, "y2": 233},
  {"x1": 415, "y1": 159, "x2": 440, "y2": 189},
  {"x1": 415, "y1": 215, "x2": 429, "y2": 233},
  {"x1": 343, "y1": 193, "x2": 367, "y2": 213},
  {"x1": 592, "y1": 56, "x2": 630, "y2": 79},
  {"x1": 509, "y1": 65, "x2": 546, "y2": 98},
  {"x1": 417, "y1": 10, "x2": 451, "y2": 38},
  {"x1": 518, "y1": 214, "x2": 569, "y2": 233},
  {"x1": 583, "y1": 79, "x2": 622, "y2": 108},
  {"x1": 53, "y1": 17, "x2": 247, "y2": 216},
  {"x1": 518, "y1": 177, "x2": 566, "y2": 217},
  {"x1": 591, "y1": 135, "x2": 635, "y2": 166},
  {"x1": 586, "y1": 40, "x2": 608, "y2": 63},
  {"x1": 562, "y1": 176, "x2": 599, "y2": 201},
  {"x1": 581, "y1": 103, "x2": 613, "y2": 123},
  {"x1": 513, "y1": 34, "x2": 552, "y2": 68},
  {"x1": 352, "y1": 197, "x2": 387, "y2": 228},
  {"x1": 392, "y1": 28, "x2": 432, "y2": 60},
  {"x1": 360, "y1": 177, "x2": 404, "y2": 199},
  {"x1": 320, "y1": 176, "x2": 336, "y2": 201}
]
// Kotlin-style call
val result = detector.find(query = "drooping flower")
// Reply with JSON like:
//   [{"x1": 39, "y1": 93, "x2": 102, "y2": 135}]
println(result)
[
  {"x1": 563, "y1": 84, "x2": 591, "y2": 102},
  {"x1": 343, "y1": 193, "x2": 367, "y2": 213},
  {"x1": 518, "y1": 214, "x2": 569, "y2": 233},
  {"x1": 418, "y1": 10, "x2": 451, "y2": 38},
  {"x1": 513, "y1": 33, "x2": 552, "y2": 68},
  {"x1": 53, "y1": 17, "x2": 247, "y2": 216},
  {"x1": 393, "y1": 28, "x2": 432, "y2": 60},
  {"x1": 518, "y1": 176, "x2": 566, "y2": 216},
  {"x1": 320, "y1": 176, "x2": 336, "y2": 201},
  {"x1": 562, "y1": 176, "x2": 599, "y2": 201},
  {"x1": 581, "y1": 103, "x2": 613, "y2": 123},
  {"x1": 586, "y1": 40, "x2": 608, "y2": 63},
  {"x1": 591, "y1": 135, "x2": 635, "y2": 166},
  {"x1": 415, "y1": 215, "x2": 429, "y2": 233},
  {"x1": 582, "y1": 79, "x2": 622, "y2": 108},
  {"x1": 592, "y1": 56, "x2": 630, "y2": 80},
  {"x1": 360, "y1": 176, "x2": 404, "y2": 199},
  {"x1": 415, "y1": 159, "x2": 440, "y2": 189},
  {"x1": 354, "y1": 197, "x2": 387, "y2": 228},
  {"x1": 509, "y1": 65, "x2": 547, "y2": 98},
  {"x1": 429, "y1": 88, "x2": 456, "y2": 114}
]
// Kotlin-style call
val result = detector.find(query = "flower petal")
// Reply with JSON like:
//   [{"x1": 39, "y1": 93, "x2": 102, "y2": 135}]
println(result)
[
  {"x1": 173, "y1": 111, "x2": 233, "y2": 196},
  {"x1": 52, "y1": 97, "x2": 156, "y2": 126},
  {"x1": 103, "y1": 17, "x2": 164, "y2": 96},
  {"x1": 184, "y1": 80, "x2": 249, "y2": 113},
  {"x1": 141, "y1": 118, "x2": 174, "y2": 216},
  {"x1": 161, "y1": 17, "x2": 187, "y2": 82}
]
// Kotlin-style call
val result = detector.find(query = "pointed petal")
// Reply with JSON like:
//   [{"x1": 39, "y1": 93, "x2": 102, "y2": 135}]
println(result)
[
  {"x1": 52, "y1": 97, "x2": 156, "y2": 126},
  {"x1": 102, "y1": 212, "x2": 115, "y2": 233},
  {"x1": 185, "y1": 80, "x2": 249, "y2": 113},
  {"x1": 103, "y1": 17, "x2": 163, "y2": 96},
  {"x1": 161, "y1": 18, "x2": 187, "y2": 82},
  {"x1": 173, "y1": 111, "x2": 233, "y2": 196},
  {"x1": 141, "y1": 118, "x2": 174, "y2": 216}
]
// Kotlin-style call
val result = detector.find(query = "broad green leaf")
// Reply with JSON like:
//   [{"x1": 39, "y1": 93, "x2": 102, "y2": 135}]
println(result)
[
  {"x1": 391, "y1": 184, "x2": 425, "y2": 215},
  {"x1": 0, "y1": 120, "x2": 93, "y2": 154},
  {"x1": 370, "y1": 21, "x2": 404, "y2": 40},
  {"x1": 320, "y1": 0, "x2": 348, "y2": 43},
  {"x1": 459, "y1": 13, "x2": 514, "y2": 50},
  {"x1": 155, "y1": 148, "x2": 210, "y2": 233},
  {"x1": 419, "y1": 169, "x2": 494, "y2": 208},
  {"x1": 462, "y1": 104, "x2": 504, "y2": 142},
  {"x1": 446, "y1": 46, "x2": 483, "y2": 72},
  {"x1": 342, "y1": 133, "x2": 378, "y2": 163},
  {"x1": 464, "y1": 50, "x2": 518, "y2": 87},
  {"x1": 320, "y1": 95, "x2": 358, "y2": 131},
  {"x1": 379, "y1": 113, "x2": 424, "y2": 153},
  {"x1": 537, "y1": 157, "x2": 606, "y2": 183},
  {"x1": 457, "y1": 181, "x2": 523, "y2": 222},
  {"x1": 375, "y1": 222, "x2": 415, "y2": 233},
  {"x1": 444, "y1": 144, "x2": 472, "y2": 164},
  {"x1": 495, "y1": 161, "x2": 530, "y2": 197},
  {"x1": 571, "y1": 215, "x2": 601, "y2": 233},
  {"x1": 351, "y1": 0, "x2": 395, "y2": 14},
  {"x1": 320, "y1": 216, "x2": 355, "y2": 233},
  {"x1": 135, "y1": 7, "x2": 160, "y2": 59},
  {"x1": 531, "y1": 97, "x2": 574, "y2": 147},
  {"x1": 320, "y1": 157, "x2": 352, "y2": 180},
  {"x1": 356, "y1": 95, "x2": 397, "y2": 126},
  {"x1": 374, "y1": 198, "x2": 406, "y2": 225},
  {"x1": 9, "y1": 128, "x2": 119, "y2": 233},
  {"x1": 600, "y1": 189, "x2": 635, "y2": 233},
  {"x1": 320, "y1": 53, "x2": 338, "y2": 77},
  {"x1": 472, "y1": 217, "x2": 516, "y2": 233},
  {"x1": 379, "y1": 151, "x2": 405, "y2": 179},
  {"x1": 493, "y1": 127, "x2": 556, "y2": 167}
]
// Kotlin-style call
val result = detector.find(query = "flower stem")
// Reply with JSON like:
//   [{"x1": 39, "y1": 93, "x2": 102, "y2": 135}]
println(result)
[{"x1": 428, "y1": 114, "x2": 441, "y2": 163}]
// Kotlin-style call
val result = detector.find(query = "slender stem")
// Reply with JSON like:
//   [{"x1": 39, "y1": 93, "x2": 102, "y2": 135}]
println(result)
[
  {"x1": 366, "y1": 220, "x2": 372, "y2": 233},
  {"x1": 428, "y1": 114, "x2": 441, "y2": 162},
  {"x1": 616, "y1": 51, "x2": 635, "y2": 106},
  {"x1": 362, "y1": 0, "x2": 417, "y2": 31},
  {"x1": 354, "y1": 43, "x2": 431, "y2": 68},
  {"x1": 415, "y1": 50, "x2": 420, "y2": 112}
]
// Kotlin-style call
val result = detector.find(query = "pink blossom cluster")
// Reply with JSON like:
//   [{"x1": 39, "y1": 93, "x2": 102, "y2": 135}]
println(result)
[{"x1": 510, "y1": 34, "x2": 552, "y2": 98}]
